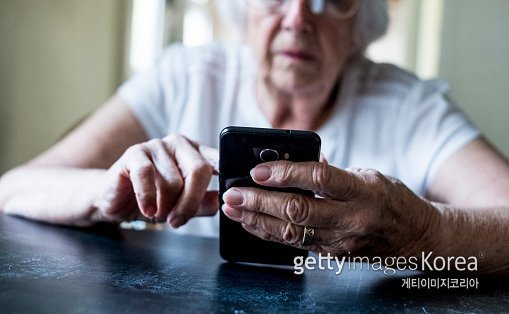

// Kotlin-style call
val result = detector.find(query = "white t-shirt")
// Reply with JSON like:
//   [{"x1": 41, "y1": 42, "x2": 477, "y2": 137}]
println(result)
[{"x1": 118, "y1": 43, "x2": 480, "y2": 237}]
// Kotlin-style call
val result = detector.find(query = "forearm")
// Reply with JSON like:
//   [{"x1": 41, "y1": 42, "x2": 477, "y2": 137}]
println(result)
[
  {"x1": 430, "y1": 201, "x2": 509, "y2": 274},
  {"x1": 0, "y1": 166, "x2": 105, "y2": 226}
]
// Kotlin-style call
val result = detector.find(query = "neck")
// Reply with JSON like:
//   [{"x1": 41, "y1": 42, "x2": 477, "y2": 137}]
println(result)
[{"x1": 257, "y1": 77, "x2": 340, "y2": 131}]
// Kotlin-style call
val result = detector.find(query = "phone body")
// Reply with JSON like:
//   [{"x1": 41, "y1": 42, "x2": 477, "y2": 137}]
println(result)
[{"x1": 219, "y1": 126, "x2": 321, "y2": 265}]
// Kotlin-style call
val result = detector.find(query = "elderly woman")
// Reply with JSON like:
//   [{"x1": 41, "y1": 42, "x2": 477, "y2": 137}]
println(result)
[{"x1": 1, "y1": 0, "x2": 508, "y2": 273}]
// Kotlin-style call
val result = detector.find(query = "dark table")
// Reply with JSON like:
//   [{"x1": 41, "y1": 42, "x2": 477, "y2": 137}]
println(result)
[{"x1": 0, "y1": 214, "x2": 507, "y2": 313}]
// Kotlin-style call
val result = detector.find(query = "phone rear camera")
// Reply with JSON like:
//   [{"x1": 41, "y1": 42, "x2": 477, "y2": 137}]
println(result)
[{"x1": 260, "y1": 149, "x2": 279, "y2": 162}]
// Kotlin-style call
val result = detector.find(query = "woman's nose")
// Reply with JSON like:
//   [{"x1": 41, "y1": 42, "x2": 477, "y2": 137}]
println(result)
[{"x1": 281, "y1": 0, "x2": 313, "y2": 34}]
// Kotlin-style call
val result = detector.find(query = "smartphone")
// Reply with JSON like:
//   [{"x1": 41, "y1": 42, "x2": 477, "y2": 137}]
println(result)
[{"x1": 219, "y1": 126, "x2": 321, "y2": 265}]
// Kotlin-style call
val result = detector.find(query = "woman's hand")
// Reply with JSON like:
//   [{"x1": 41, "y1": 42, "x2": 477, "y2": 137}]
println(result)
[
  {"x1": 222, "y1": 161, "x2": 441, "y2": 258},
  {"x1": 91, "y1": 134, "x2": 219, "y2": 227}
]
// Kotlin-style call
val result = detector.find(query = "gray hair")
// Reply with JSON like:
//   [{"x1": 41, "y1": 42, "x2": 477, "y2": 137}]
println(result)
[
  {"x1": 353, "y1": 0, "x2": 389, "y2": 52},
  {"x1": 216, "y1": 0, "x2": 389, "y2": 53}
]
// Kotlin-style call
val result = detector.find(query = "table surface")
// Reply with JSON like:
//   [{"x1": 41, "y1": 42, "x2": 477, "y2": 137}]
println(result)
[{"x1": 0, "y1": 214, "x2": 507, "y2": 313}]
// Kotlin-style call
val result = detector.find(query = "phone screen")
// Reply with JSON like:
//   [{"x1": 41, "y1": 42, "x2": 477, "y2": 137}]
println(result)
[{"x1": 219, "y1": 126, "x2": 321, "y2": 265}]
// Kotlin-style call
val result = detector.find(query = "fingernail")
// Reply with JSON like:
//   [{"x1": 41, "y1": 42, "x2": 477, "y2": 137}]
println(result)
[
  {"x1": 250, "y1": 165, "x2": 271, "y2": 181},
  {"x1": 223, "y1": 188, "x2": 244, "y2": 205},
  {"x1": 146, "y1": 206, "x2": 157, "y2": 217},
  {"x1": 170, "y1": 215, "x2": 187, "y2": 228},
  {"x1": 222, "y1": 205, "x2": 242, "y2": 219}
]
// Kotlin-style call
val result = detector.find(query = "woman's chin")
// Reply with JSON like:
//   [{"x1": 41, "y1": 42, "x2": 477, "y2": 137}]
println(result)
[{"x1": 271, "y1": 74, "x2": 323, "y2": 96}]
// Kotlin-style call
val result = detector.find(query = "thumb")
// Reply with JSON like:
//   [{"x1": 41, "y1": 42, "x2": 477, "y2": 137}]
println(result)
[{"x1": 195, "y1": 190, "x2": 219, "y2": 217}]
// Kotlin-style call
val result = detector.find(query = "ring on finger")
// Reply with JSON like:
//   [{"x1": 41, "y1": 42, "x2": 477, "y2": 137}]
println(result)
[{"x1": 301, "y1": 226, "x2": 315, "y2": 246}]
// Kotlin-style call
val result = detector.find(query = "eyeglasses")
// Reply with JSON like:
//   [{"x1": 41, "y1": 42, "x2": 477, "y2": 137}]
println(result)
[{"x1": 246, "y1": 0, "x2": 359, "y2": 20}]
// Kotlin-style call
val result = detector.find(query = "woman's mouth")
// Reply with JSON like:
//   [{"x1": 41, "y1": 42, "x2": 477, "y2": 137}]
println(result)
[{"x1": 277, "y1": 50, "x2": 315, "y2": 61}]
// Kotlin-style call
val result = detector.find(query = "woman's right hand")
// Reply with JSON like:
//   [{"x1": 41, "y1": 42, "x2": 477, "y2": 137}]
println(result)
[{"x1": 91, "y1": 134, "x2": 219, "y2": 228}]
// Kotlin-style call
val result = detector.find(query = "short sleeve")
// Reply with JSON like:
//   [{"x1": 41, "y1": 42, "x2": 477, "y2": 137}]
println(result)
[
  {"x1": 396, "y1": 80, "x2": 481, "y2": 195},
  {"x1": 117, "y1": 45, "x2": 183, "y2": 139}
]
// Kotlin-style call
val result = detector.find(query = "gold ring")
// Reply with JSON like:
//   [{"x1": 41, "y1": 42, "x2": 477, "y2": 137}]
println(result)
[{"x1": 302, "y1": 226, "x2": 315, "y2": 246}]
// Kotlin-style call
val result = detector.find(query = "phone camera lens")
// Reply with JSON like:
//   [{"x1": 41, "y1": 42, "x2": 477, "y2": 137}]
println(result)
[{"x1": 260, "y1": 149, "x2": 279, "y2": 162}]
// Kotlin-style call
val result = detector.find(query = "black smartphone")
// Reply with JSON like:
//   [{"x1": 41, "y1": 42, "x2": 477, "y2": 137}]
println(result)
[{"x1": 219, "y1": 126, "x2": 321, "y2": 265}]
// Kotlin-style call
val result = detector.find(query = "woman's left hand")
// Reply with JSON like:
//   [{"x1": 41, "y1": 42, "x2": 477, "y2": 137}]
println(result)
[{"x1": 222, "y1": 161, "x2": 442, "y2": 258}]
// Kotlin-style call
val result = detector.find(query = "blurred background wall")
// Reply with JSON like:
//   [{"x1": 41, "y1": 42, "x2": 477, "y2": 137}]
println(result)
[
  {"x1": 439, "y1": 0, "x2": 509, "y2": 155},
  {"x1": 0, "y1": 0, "x2": 508, "y2": 174},
  {"x1": 0, "y1": 0, "x2": 129, "y2": 173}
]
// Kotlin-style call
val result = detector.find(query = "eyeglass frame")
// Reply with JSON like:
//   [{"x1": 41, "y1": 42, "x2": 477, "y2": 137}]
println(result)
[{"x1": 244, "y1": 0, "x2": 360, "y2": 20}]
